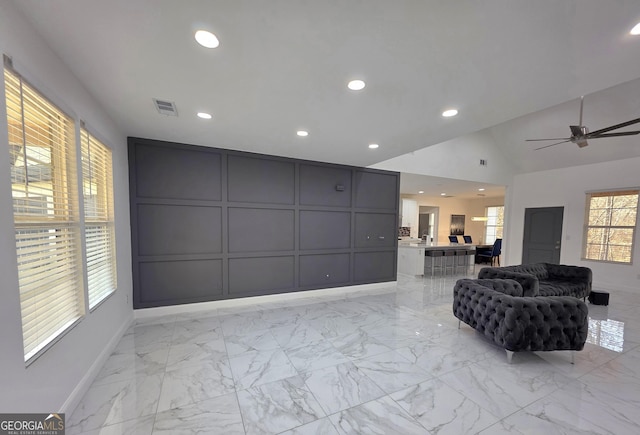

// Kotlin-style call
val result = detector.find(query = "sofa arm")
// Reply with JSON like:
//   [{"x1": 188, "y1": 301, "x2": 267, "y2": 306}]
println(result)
[
  {"x1": 453, "y1": 280, "x2": 507, "y2": 329},
  {"x1": 544, "y1": 263, "x2": 592, "y2": 288},
  {"x1": 453, "y1": 281, "x2": 525, "y2": 349},
  {"x1": 478, "y1": 267, "x2": 540, "y2": 296},
  {"x1": 501, "y1": 296, "x2": 589, "y2": 352}
]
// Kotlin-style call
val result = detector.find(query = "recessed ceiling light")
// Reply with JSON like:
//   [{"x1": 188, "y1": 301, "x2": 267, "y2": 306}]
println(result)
[
  {"x1": 296, "y1": 130, "x2": 309, "y2": 137},
  {"x1": 478, "y1": 188, "x2": 485, "y2": 191},
  {"x1": 368, "y1": 143, "x2": 379, "y2": 149},
  {"x1": 195, "y1": 30, "x2": 219, "y2": 48},
  {"x1": 197, "y1": 112, "x2": 212, "y2": 119},
  {"x1": 348, "y1": 79, "x2": 366, "y2": 91},
  {"x1": 631, "y1": 22, "x2": 640, "y2": 35},
  {"x1": 442, "y1": 109, "x2": 458, "y2": 117},
  {"x1": 440, "y1": 192, "x2": 446, "y2": 196},
  {"x1": 418, "y1": 190, "x2": 424, "y2": 194}
]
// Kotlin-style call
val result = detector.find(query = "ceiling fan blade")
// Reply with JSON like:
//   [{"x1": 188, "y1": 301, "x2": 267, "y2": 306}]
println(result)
[
  {"x1": 526, "y1": 138, "x2": 571, "y2": 142},
  {"x1": 534, "y1": 140, "x2": 571, "y2": 150},
  {"x1": 588, "y1": 131, "x2": 640, "y2": 139},
  {"x1": 588, "y1": 117, "x2": 640, "y2": 136}
]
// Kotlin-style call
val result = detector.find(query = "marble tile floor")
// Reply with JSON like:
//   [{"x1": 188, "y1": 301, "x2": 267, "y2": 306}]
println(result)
[{"x1": 67, "y1": 272, "x2": 640, "y2": 434}]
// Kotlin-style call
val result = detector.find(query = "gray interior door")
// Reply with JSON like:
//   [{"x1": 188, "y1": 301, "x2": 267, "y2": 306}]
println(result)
[{"x1": 522, "y1": 207, "x2": 564, "y2": 264}]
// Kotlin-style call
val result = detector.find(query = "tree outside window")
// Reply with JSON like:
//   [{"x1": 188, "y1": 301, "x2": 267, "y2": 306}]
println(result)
[{"x1": 583, "y1": 191, "x2": 638, "y2": 264}]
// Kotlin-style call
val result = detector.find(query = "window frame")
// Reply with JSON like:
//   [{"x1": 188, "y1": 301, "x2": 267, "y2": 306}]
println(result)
[
  {"x1": 582, "y1": 189, "x2": 638, "y2": 265},
  {"x1": 4, "y1": 63, "x2": 86, "y2": 364},
  {"x1": 81, "y1": 125, "x2": 117, "y2": 310},
  {"x1": 484, "y1": 205, "x2": 504, "y2": 245}
]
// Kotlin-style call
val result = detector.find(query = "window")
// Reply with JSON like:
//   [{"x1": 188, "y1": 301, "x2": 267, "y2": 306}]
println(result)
[
  {"x1": 5, "y1": 66, "x2": 85, "y2": 362},
  {"x1": 81, "y1": 127, "x2": 117, "y2": 309},
  {"x1": 583, "y1": 190, "x2": 638, "y2": 264},
  {"x1": 484, "y1": 206, "x2": 504, "y2": 244}
]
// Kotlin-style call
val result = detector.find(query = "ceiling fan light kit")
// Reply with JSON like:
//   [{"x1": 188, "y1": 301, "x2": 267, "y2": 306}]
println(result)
[{"x1": 526, "y1": 96, "x2": 640, "y2": 150}]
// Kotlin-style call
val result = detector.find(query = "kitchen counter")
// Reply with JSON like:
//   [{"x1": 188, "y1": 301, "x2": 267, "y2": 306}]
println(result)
[
  {"x1": 398, "y1": 243, "x2": 476, "y2": 276},
  {"x1": 400, "y1": 242, "x2": 475, "y2": 249}
]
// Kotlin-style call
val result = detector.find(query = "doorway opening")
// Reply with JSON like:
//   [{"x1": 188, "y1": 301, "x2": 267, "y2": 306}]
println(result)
[{"x1": 419, "y1": 206, "x2": 438, "y2": 242}]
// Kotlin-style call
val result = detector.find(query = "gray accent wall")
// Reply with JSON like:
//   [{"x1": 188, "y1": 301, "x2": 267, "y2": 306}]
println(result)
[{"x1": 128, "y1": 138, "x2": 399, "y2": 308}]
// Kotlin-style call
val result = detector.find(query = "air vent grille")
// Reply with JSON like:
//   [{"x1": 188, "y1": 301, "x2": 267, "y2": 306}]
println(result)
[
  {"x1": 479, "y1": 159, "x2": 488, "y2": 166},
  {"x1": 153, "y1": 98, "x2": 178, "y2": 116}
]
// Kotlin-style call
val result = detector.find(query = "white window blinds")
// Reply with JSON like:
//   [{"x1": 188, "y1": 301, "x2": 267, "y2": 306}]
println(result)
[
  {"x1": 81, "y1": 127, "x2": 117, "y2": 308},
  {"x1": 4, "y1": 66, "x2": 85, "y2": 362}
]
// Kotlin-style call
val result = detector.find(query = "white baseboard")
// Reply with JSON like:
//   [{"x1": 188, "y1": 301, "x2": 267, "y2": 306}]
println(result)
[
  {"x1": 134, "y1": 281, "x2": 397, "y2": 320},
  {"x1": 60, "y1": 314, "x2": 134, "y2": 414},
  {"x1": 592, "y1": 280, "x2": 637, "y2": 294}
]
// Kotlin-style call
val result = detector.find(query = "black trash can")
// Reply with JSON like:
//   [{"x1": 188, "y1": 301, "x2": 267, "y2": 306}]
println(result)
[{"x1": 588, "y1": 290, "x2": 610, "y2": 306}]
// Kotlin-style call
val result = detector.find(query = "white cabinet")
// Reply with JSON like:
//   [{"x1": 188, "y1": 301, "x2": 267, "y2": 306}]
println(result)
[
  {"x1": 401, "y1": 199, "x2": 418, "y2": 238},
  {"x1": 397, "y1": 246, "x2": 425, "y2": 276}
]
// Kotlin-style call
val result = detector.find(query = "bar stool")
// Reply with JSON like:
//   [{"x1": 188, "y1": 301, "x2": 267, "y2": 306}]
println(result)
[
  {"x1": 443, "y1": 250, "x2": 456, "y2": 275},
  {"x1": 466, "y1": 249, "x2": 476, "y2": 274},
  {"x1": 424, "y1": 250, "x2": 444, "y2": 276},
  {"x1": 454, "y1": 249, "x2": 468, "y2": 274}
]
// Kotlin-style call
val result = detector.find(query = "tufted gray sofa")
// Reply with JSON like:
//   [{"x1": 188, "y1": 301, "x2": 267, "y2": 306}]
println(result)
[
  {"x1": 477, "y1": 263, "x2": 592, "y2": 299},
  {"x1": 453, "y1": 278, "x2": 589, "y2": 362}
]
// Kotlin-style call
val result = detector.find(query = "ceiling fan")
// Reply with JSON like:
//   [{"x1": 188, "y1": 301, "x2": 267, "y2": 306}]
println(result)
[{"x1": 526, "y1": 96, "x2": 640, "y2": 150}]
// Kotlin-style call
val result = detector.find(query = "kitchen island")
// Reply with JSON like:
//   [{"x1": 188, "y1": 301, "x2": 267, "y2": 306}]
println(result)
[{"x1": 398, "y1": 242, "x2": 476, "y2": 276}]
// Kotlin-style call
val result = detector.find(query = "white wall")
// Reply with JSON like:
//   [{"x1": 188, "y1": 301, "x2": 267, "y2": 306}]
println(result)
[
  {"x1": 372, "y1": 130, "x2": 515, "y2": 186},
  {"x1": 505, "y1": 156, "x2": 640, "y2": 293},
  {"x1": 0, "y1": 1, "x2": 133, "y2": 412}
]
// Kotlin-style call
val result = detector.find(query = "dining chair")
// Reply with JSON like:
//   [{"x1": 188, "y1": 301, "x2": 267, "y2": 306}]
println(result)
[{"x1": 477, "y1": 238, "x2": 502, "y2": 266}]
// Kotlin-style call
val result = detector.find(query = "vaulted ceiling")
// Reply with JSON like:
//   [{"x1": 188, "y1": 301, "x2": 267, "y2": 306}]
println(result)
[{"x1": 12, "y1": 0, "x2": 640, "y2": 191}]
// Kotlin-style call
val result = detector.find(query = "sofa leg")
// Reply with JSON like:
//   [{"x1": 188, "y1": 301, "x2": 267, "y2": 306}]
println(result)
[
  {"x1": 571, "y1": 351, "x2": 575, "y2": 365},
  {"x1": 506, "y1": 350, "x2": 514, "y2": 364},
  {"x1": 458, "y1": 320, "x2": 461, "y2": 329}
]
